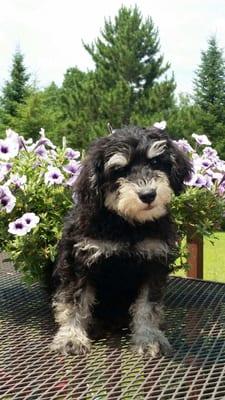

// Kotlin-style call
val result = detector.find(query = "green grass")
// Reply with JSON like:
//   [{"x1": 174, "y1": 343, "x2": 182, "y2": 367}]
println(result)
[{"x1": 176, "y1": 232, "x2": 225, "y2": 283}]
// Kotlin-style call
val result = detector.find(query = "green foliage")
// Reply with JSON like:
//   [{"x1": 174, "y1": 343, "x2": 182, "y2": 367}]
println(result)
[
  {"x1": 194, "y1": 110, "x2": 225, "y2": 158},
  {"x1": 0, "y1": 50, "x2": 30, "y2": 122},
  {"x1": 194, "y1": 36, "x2": 225, "y2": 121},
  {"x1": 171, "y1": 188, "x2": 225, "y2": 271},
  {"x1": 60, "y1": 68, "x2": 103, "y2": 147},
  {"x1": 0, "y1": 131, "x2": 77, "y2": 285},
  {"x1": 60, "y1": 5, "x2": 175, "y2": 148},
  {"x1": 84, "y1": 6, "x2": 169, "y2": 91},
  {"x1": 193, "y1": 36, "x2": 225, "y2": 158},
  {"x1": 166, "y1": 94, "x2": 201, "y2": 140},
  {"x1": 7, "y1": 83, "x2": 63, "y2": 143},
  {"x1": 171, "y1": 187, "x2": 225, "y2": 238}
]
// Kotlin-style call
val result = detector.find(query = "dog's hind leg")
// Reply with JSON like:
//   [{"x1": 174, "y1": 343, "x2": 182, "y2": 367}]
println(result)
[
  {"x1": 51, "y1": 284, "x2": 95, "y2": 355},
  {"x1": 129, "y1": 285, "x2": 172, "y2": 357}
]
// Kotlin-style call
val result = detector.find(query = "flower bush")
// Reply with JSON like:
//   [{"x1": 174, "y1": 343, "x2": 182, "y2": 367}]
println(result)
[
  {"x1": 0, "y1": 128, "x2": 225, "y2": 284},
  {"x1": 171, "y1": 133, "x2": 225, "y2": 270},
  {"x1": 0, "y1": 128, "x2": 81, "y2": 284}
]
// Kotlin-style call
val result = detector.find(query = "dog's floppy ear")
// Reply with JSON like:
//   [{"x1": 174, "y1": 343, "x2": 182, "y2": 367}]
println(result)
[
  {"x1": 169, "y1": 141, "x2": 192, "y2": 195},
  {"x1": 75, "y1": 147, "x2": 105, "y2": 208}
]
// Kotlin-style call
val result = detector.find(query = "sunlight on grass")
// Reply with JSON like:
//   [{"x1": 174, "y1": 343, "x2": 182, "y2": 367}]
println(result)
[{"x1": 175, "y1": 232, "x2": 225, "y2": 283}]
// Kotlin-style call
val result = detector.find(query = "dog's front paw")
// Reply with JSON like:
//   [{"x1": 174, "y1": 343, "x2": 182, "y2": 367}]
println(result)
[
  {"x1": 132, "y1": 329, "x2": 172, "y2": 357},
  {"x1": 50, "y1": 329, "x2": 91, "y2": 355}
]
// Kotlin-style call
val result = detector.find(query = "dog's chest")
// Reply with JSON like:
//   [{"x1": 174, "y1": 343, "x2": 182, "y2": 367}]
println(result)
[
  {"x1": 89, "y1": 254, "x2": 148, "y2": 302},
  {"x1": 73, "y1": 237, "x2": 169, "y2": 267}
]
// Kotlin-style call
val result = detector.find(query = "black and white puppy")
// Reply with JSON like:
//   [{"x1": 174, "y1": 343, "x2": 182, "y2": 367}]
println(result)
[{"x1": 51, "y1": 126, "x2": 192, "y2": 356}]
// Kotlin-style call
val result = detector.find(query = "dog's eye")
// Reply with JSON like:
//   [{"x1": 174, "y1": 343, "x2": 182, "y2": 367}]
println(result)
[
  {"x1": 149, "y1": 157, "x2": 160, "y2": 166},
  {"x1": 108, "y1": 165, "x2": 127, "y2": 178}
]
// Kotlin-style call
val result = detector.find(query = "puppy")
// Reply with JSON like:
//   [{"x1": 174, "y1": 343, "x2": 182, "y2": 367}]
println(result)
[{"x1": 51, "y1": 126, "x2": 192, "y2": 356}]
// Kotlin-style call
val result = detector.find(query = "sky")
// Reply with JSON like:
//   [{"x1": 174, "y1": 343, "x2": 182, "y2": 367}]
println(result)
[{"x1": 1, "y1": 0, "x2": 225, "y2": 94}]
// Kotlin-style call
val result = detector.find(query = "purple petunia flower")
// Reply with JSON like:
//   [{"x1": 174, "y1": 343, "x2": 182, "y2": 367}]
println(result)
[
  {"x1": 203, "y1": 146, "x2": 218, "y2": 159},
  {"x1": 34, "y1": 128, "x2": 56, "y2": 151},
  {"x1": 63, "y1": 161, "x2": 82, "y2": 187},
  {"x1": 49, "y1": 149, "x2": 57, "y2": 159},
  {"x1": 201, "y1": 159, "x2": 212, "y2": 169},
  {"x1": 204, "y1": 175, "x2": 213, "y2": 189},
  {"x1": 211, "y1": 172, "x2": 224, "y2": 183},
  {"x1": 173, "y1": 139, "x2": 193, "y2": 153},
  {"x1": 192, "y1": 133, "x2": 211, "y2": 146},
  {"x1": 34, "y1": 144, "x2": 48, "y2": 158},
  {"x1": 185, "y1": 173, "x2": 212, "y2": 189},
  {"x1": 44, "y1": 166, "x2": 64, "y2": 185},
  {"x1": 0, "y1": 163, "x2": 12, "y2": 182},
  {"x1": 8, "y1": 212, "x2": 40, "y2": 236},
  {"x1": 66, "y1": 173, "x2": 81, "y2": 187},
  {"x1": 65, "y1": 148, "x2": 80, "y2": 160},
  {"x1": 63, "y1": 160, "x2": 81, "y2": 175},
  {"x1": 7, "y1": 174, "x2": 27, "y2": 189},
  {"x1": 192, "y1": 155, "x2": 202, "y2": 172},
  {"x1": 0, "y1": 185, "x2": 16, "y2": 213},
  {"x1": 21, "y1": 212, "x2": 40, "y2": 232},
  {"x1": 0, "y1": 129, "x2": 20, "y2": 160},
  {"x1": 219, "y1": 180, "x2": 225, "y2": 195},
  {"x1": 216, "y1": 160, "x2": 225, "y2": 172},
  {"x1": 8, "y1": 218, "x2": 28, "y2": 236}
]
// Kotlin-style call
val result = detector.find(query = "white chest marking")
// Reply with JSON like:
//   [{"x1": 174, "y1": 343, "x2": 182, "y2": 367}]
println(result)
[{"x1": 74, "y1": 238, "x2": 169, "y2": 266}]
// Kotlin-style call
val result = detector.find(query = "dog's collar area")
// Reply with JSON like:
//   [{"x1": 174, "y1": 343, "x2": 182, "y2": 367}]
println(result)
[{"x1": 73, "y1": 237, "x2": 170, "y2": 266}]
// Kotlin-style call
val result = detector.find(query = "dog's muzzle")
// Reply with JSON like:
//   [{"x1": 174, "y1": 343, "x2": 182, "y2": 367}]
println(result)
[{"x1": 138, "y1": 189, "x2": 157, "y2": 204}]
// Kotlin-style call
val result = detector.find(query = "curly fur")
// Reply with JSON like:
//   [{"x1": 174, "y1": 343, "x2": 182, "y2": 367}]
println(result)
[{"x1": 51, "y1": 126, "x2": 192, "y2": 356}]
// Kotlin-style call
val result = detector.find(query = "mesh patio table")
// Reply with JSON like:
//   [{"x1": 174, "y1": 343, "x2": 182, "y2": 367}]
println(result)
[{"x1": 1, "y1": 257, "x2": 225, "y2": 400}]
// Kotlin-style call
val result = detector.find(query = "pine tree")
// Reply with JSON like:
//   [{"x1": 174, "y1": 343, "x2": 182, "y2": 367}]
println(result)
[
  {"x1": 84, "y1": 6, "x2": 170, "y2": 92},
  {"x1": 10, "y1": 83, "x2": 63, "y2": 143},
  {"x1": 84, "y1": 6, "x2": 175, "y2": 121},
  {"x1": 61, "y1": 6, "x2": 175, "y2": 148},
  {"x1": 193, "y1": 36, "x2": 225, "y2": 123},
  {"x1": 191, "y1": 36, "x2": 225, "y2": 158},
  {"x1": 1, "y1": 50, "x2": 30, "y2": 119},
  {"x1": 60, "y1": 68, "x2": 103, "y2": 148}
]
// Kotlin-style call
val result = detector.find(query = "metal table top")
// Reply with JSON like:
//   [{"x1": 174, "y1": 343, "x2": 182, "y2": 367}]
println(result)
[{"x1": 1, "y1": 259, "x2": 225, "y2": 399}]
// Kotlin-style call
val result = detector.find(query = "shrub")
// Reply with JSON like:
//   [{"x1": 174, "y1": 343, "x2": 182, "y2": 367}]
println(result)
[
  {"x1": 171, "y1": 133, "x2": 225, "y2": 270},
  {"x1": 0, "y1": 128, "x2": 81, "y2": 284}
]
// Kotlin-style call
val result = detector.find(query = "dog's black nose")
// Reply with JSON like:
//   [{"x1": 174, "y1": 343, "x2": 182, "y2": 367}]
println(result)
[{"x1": 139, "y1": 189, "x2": 156, "y2": 204}]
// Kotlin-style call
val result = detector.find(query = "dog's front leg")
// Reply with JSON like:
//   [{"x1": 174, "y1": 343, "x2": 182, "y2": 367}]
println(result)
[
  {"x1": 51, "y1": 284, "x2": 95, "y2": 355},
  {"x1": 129, "y1": 285, "x2": 172, "y2": 357}
]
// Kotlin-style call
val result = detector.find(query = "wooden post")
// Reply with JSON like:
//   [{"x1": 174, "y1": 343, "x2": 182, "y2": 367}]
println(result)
[{"x1": 186, "y1": 231, "x2": 203, "y2": 279}]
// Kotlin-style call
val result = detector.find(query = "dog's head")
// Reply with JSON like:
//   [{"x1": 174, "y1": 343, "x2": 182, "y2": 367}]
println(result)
[{"x1": 75, "y1": 126, "x2": 192, "y2": 223}]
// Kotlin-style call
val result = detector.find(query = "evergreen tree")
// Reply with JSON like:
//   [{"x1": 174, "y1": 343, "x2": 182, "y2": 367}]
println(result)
[
  {"x1": 193, "y1": 36, "x2": 225, "y2": 123},
  {"x1": 192, "y1": 36, "x2": 225, "y2": 158},
  {"x1": 1, "y1": 50, "x2": 30, "y2": 120},
  {"x1": 84, "y1": 6, "x2": 170, "y2": 92},
  {"x1": 84, "y1": 5, "x2": 175, "y2": 121},
  {"x1": 167, "y1": 94, "x2": 202, "y2": 140},
  {"x1": 10, "y1": 83, "x2": 63, "y2": 143},
  {"x1": 60, "y1": 68, "x2": 102, "y2": 148},
  {"x1": 61, "y1": 6, "x2": 175, "y2": 148}
]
